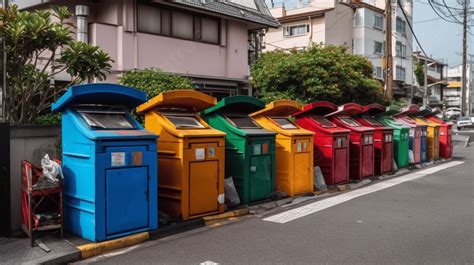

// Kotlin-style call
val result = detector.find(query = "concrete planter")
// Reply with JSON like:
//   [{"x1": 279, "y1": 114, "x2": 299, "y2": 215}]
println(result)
[{"x1": 4, "y1": 124, "x2": 61, "y2": 234}]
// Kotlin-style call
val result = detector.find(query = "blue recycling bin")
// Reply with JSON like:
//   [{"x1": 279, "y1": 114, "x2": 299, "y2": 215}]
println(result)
[
  {"x1": 52, "y1": 83, "x2": 158, "y2": 242},
  {"x1": 420, "y1": 127, "x2": 427, "y2": 163}
]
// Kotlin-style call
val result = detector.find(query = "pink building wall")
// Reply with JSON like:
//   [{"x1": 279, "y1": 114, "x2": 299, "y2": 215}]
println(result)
[{"x1": 87, "y1": 1, "x2": 250, "y2": 82}]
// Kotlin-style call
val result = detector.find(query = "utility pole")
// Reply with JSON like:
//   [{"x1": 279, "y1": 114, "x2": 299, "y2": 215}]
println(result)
[
  {"x1": 385, "y1": 0, "x2": 393, "y2": 101},
  {"x1": 423, "y1": 59, "x2": 428, "y2": 106},
  {"x1": 461, "y1": 0, "x2": 469, "y2": 116}
]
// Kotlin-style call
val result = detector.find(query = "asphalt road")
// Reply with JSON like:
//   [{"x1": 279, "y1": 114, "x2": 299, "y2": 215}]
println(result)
[{"x1": 83, "y1": 146, "x2": 474, "y2": 264}]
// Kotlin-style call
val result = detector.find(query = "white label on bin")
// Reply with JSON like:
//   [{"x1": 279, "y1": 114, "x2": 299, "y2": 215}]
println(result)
[
  {"x1": 195, "y1": 148, "x2": 205, "y2": 160},
  {"x1": 297, "y1": 142, "x2": 302, "y2": 152},
  {"x1": 111, "y1": 152, "x2": 125, "y2": 167},
  {"x1": 250, "y1": 165, "x2": 257, "y2": 172},
  {"x1": 217, "y1": 193, "x2": 225, "y2": 204},
  {"x1": 253, "y1": 144, "x2": 261, "y2": 155},
  {"x1": 208, "y1": 146, "x2": 215, "y2": 157}
]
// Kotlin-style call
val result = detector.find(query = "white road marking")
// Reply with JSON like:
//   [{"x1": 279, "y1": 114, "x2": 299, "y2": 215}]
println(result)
[{"x1": 263, "y1": 161, "x2": 464, "y2": 224}]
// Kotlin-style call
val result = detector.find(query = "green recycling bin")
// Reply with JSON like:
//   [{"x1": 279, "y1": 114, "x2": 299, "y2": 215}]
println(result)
[
  {"x1": 201, "y1": 96, "x2": 276, "y2": 205},
  {"x1": 372, "y1": 105, "x2": 410, "y2": 169}
]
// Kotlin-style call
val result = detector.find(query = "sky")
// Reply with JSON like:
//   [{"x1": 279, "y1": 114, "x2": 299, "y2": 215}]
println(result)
[{"x1": 413, "y1": 0, "x2": 473, "y2": 67}]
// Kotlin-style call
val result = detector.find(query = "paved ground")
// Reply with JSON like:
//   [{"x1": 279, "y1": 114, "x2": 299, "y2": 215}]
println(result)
[{"x1": 82, "y1": 146, "x2": 474, "y2": 264}]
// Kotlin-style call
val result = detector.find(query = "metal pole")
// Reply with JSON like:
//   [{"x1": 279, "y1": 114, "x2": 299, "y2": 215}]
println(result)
[
  {"x1": 423, "y1": 59, "x2": 428, "y2": 106},
  {"x1": 0, "y1": 0, "x2": 7, "y2": 122},
  {"x1": 385, "y1": 0, "x2": 393, "y2": 101},
  {"x1": 461, "y1": 0, "x2": 468, "y2": 116}
]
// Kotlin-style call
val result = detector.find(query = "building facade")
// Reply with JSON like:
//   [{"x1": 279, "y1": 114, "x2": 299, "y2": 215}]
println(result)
[
  {"x1": 448, "y1": 64, "x2": 474, "y2": 115},
  {"x1": 412, "y1": 52, "x2": 448, "y2": 108},
  {"x1": 15, "y1": 0, "x2": 279, "y2": 98},
  {"x1": 264, "y1": 0, "x2": 414, "y2": 98}
]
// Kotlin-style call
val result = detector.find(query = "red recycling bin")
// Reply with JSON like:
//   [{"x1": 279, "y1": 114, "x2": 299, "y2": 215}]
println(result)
[
  {"x1": 393, "y1": 105, "x2": 423, "y2": 164},
  {"x1": 353, "y1": 104, "x2": 394, "y2": 175},
  {"x1": 418, "y1": 106, "x2": 453, "y2": 159},
  {"x1": 325, "y1": 103, "x2": 375, "y2": 180},
  {"x1": 293, "y1": 101, "x2": 350, "y2": 185}
]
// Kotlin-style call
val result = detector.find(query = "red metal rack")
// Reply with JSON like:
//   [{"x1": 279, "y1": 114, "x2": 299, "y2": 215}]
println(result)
[{"x1": 21, "y1": 160, "x2": 63, "y2": 247}]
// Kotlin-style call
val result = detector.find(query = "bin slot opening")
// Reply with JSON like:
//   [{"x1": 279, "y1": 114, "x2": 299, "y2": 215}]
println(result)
[
  {"x1": 163, "y1": 113, "x2": 205, "y2": 129},
  {"x1": 308, "y1": 115, "x2": 335, "y2": 128},
  {"x1": 77, "y1": 108, "x2": 135, "y2": 129},
  {"x1": 225, "y1": 115, "x2": 261, "y2": 129},
  {"x1": 339, "y1": 117, "x2": 361, "y2": 127},
  {"x1": 271, "y1": 117, "x2": 298, "y2": 129},
  {"x1": 363, "y1": 117, "x2": 384, "y2": 126}
]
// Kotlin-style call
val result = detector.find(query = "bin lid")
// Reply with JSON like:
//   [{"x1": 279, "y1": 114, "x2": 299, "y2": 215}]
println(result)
[
  {"x1": 250, "y1": 99, "x2": 302, "y2": 118},
  {"x1": 201, "y1": 96, "x2": 264, "y2": 116},
  {"x1": 362, "y1": 103, "x2": 386, "y2": 117},
  {"x1": 431, "y1": 107, "x2": 441, "y2": 116},
  {"x1": 52, "y1": 83, "x2": 146, "y2": 112},
  {"x1": 414, "y1": 106, "x2": 433, "y2": 117},
  {"x1": 136, "y1": 90, "x2": 216, "y2": 113},
  {"x1": 293, "y1": 101, "x2": 338, "y2": 117},
  {"x1": 325, "y1": 103, "x2": 363, "y2": 118},
  {"x1": 380, "y1": 105, "x2": 401, "y2": 116},
  {"x1": 393, "y1": 104, "x2": 420, "y2": 117}
]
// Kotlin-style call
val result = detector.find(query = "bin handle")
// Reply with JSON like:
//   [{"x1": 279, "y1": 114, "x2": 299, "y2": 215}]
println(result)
[
  {"x1": 158, "y1": 150, "x2": 176, "y2": 156},
  {"x1": 226, "y1": 147, "x2": 239, "y2": 151}
]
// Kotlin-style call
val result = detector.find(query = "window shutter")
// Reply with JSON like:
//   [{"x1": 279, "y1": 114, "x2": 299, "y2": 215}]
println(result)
[{"x1": 306, "y1": 24, "x2": 310, "y2": 32}]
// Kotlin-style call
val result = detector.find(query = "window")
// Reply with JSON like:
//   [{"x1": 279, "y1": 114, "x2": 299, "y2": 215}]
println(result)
[
  {"x1": 79, "y1": 111, "x2": 135, "y2": 129},
  {"x1": 374, "y1": 41, "x2": 383, "y2": 54},
  {"x1": 373, "y1": 15, "x2": 383, "y2": 29},
  {"x1": 364, "y1": 117, "x2": 384, "y2": 126},
  {"x1": 226, "y1": 115, "x2": 261, "y2": 128},
  {"x1": 309, "y1": 115, "x2": 335, "y2": 127},
  {"x1": 395, "y1": 41, "x2": 406, "y2": 58},
  {"x1": 340, "y1": 117, "x2": 361, "y2": 127},
  {"x1": 396, "y1": 66, "x2": 406, "y2": 81},
  {"x1": 374, "y1": 66, "x2": 383, "y2": 79},
  {"x1": 137, "y1": 3, "x2": 220, "y2": 45},
  {"x1": 283, "y1": 24, "x2": 309, "y2": 37},
  {"x1": 396, "y1": 17, "x2": 406, "y2": 35},
  {"x1": 164, "y1": 114, "x2": 205, "y2": 129},
  {"x1": 272, "y1": 118, "x2": 298, "y2": 129}
]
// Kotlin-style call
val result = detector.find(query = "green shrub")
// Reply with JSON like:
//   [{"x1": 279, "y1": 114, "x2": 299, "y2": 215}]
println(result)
[{"x1": 119, "y1": 68, "x2": 194, "y2": 99}]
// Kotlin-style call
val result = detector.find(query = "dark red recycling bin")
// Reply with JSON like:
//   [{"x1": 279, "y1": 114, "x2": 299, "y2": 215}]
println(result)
[
  {"x1": 417, "y1": 106, "x2": 453, "y2": 159},
  {"x1": 353, "y1": 104, "x2": 394, "y2": 175},
  {"x1": 393, "y1": 105, "x2": 424, "y2": 164},
  {"x1": 293, "y1": 101, "x2": 350, "y2": 185},
  {"x1": 325, "y1": 103, "x2": 375, "y2": 180}
]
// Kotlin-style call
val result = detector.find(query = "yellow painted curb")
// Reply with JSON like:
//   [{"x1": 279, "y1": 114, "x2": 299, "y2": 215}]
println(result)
[
  {"x1": 203, "y1": 208, "x2": 249, "y2": 223},
  {"x1": 78, "y1": 232, "x2": 149, "y2": 259}
]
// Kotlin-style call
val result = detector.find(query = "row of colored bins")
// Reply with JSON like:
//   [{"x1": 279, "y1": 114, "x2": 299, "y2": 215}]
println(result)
[{"x1": 53, "y1": 84, "x2": 452, "y2": 242}]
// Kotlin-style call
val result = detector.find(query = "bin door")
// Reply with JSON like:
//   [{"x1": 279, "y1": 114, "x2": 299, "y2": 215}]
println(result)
[
  {"x1": 362, "y1": 145, "x2": 374, "y2": 177},
  {"x1": 294, "y1": 152, "x2": 312, "y2": 194},
  {"x1": 189, "y1": 161, "x2": 219, "y2": 216},
  {"x1": 249, "y1": 155, "x2": 272, "y2": 202},
  {"x1": 106, "y1": 167, "x2": 149, "y2": 235},
  {"x1": 334, "y1": 148, "x2": 348, "y2": 183}
]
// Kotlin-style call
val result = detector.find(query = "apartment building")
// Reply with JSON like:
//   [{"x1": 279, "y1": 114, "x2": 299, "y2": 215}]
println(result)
[
  {"x1": 264, "y1": 0, "x2": 414, "y2": 98},
  {"x1": 448, "y1": 64, "x2": 474, "y2": 114},
  {"x1": 15, "y1": 0, "x2": 279, "y2": 98},
  {"x1": 412, "y1": 52, "x2": 447, "y2": 108}
]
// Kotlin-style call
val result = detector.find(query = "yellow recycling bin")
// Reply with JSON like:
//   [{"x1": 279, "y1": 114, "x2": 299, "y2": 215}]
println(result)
[
  {"x1": 411, "y1": 116, "x2": 440, "y2": 161},
  {"x1": 136, "y1": 90, "x2": 225, "y2": 221},
  {"x1": 250, "y1": 100, "x2": 314, "y2": 197}
]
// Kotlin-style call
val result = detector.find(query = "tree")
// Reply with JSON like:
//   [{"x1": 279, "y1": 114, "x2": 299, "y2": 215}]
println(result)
[
  {"x1": 0, "y1": 5, "x2": 112, "y2": 124},
  {"x1": 414, "y1": 62, "x2": 425, "y2": 86},
  {"x1": 250, "y1": 45, "x2": 385, "y2": 105},
  {"x1": 119, "y1": 68, "x2": 194, "y2": 99}
]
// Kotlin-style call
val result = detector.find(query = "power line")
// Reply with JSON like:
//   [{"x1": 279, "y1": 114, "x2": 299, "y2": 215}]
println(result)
[{"x1": 398, "y1": 0, "x2": 428, "y2": 57}]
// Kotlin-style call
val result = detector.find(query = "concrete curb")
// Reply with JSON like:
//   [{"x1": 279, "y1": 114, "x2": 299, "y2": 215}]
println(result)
[
  {"x1": 203, "y1": 208, "x2": 249, "y2": 225},
  {"x1": 77, "y1": 232, "x2": 149, "y2": 259}
]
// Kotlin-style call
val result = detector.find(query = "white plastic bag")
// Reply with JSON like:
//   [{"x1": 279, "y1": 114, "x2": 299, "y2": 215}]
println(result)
[
  {"x1": 41, "y1": 154, "x2": 63, "y2": 184},
  {"x1": 408, "y1": 150, "x2": 415, "y2": 164}
]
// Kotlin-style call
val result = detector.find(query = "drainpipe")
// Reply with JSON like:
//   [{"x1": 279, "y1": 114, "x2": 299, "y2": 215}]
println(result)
[
  {"x1": 308, "y1": 16, "x2": 313, "y2": 48},
  {"x1": 76, "y1": 5, "x2": 89, "y2": 43}
]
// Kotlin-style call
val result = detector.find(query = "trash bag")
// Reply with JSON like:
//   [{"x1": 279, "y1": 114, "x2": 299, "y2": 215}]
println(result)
[
  {"x1": 224, "y1": 177, "x2": 241, "y2": 207},
  {"x1": 392, "y1": 158, "x2": 398, "y2": 172},
  {"x1": 269, "y1": 191, "x2": 288, "y2": 201},
  {"x1": 41, "y1": 154, "x2": 63, "y2": 184},
  {"x1": 408, "y1": 150, "x2": 415, "y2": 164},
  {"x1": 314, "y1": 166, "x2": 327, "y2": 191}
]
